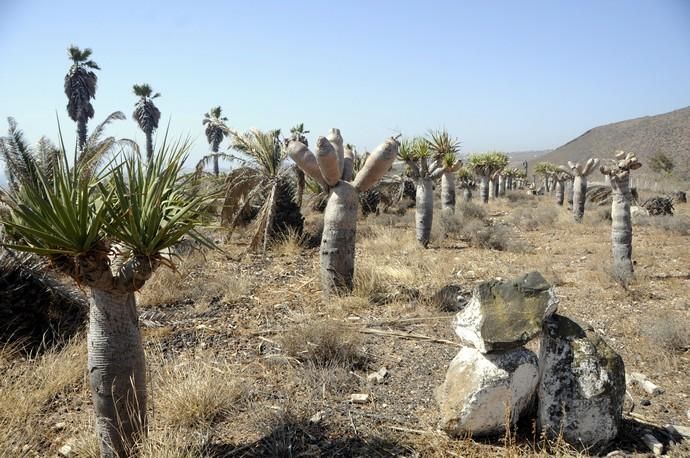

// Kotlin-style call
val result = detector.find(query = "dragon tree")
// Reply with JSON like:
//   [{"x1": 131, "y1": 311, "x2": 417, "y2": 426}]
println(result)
[
  {"x1": 561, "y1": 157, "x2": 599, "y2": 222},
  {"x1": 466, "y1": 152, "x2": 509, "y2": 204},
  {"x1": 427, "y1": 129, "x2": 462, "y2": 214}
]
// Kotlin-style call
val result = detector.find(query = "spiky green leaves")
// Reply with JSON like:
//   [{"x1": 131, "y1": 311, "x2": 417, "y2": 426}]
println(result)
[
  {"x1": 466, "y1": 152, "x2": 509, "y2": 177},
  {"x1": 230, "y1": 129, "x2": 285, "y2": 177}
]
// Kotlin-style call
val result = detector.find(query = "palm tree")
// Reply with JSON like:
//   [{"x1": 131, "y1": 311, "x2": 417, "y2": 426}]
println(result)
[
  {"x1": 64, "y1": 45, "x2": 100, "y2": 150},
  {"x1": 132, "y1": 84, "x2": 161, "y2": 161},
  {"x1": 224, "y1": 128, "x2": 303, "y2": 252},
  {"x1": 427, "y1": 129, "x2": 462, "y2": 214},
  {"x1": 467, "y1": 152, "x2": 509, "y2": 204},
  {"x1": 561, "y1": 158, "x2": 599, "y2": 222},
  {"x1": 288, "y1": 129, "x2": 399, "y2": 294},
  {"x1": 398, "y1": 137, "x2": 443, "y2": 247},
  {"x1": 1, "y1": 135, "x2": 214, "y2": 457},
  {"x1": 290, "y1": 123, "x2": 310, "y2": 207},
  {"x1": 600, "y1": 151, "x2": 642, "y2": 279},
  {"x1": 202, "y1": 106, "x2": 229, "y2": 176}
]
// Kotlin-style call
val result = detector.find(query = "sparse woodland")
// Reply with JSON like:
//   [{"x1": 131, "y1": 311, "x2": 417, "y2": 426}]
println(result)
[{"x1": 1, "y1": 46, "x2": 689, "y2": 458}]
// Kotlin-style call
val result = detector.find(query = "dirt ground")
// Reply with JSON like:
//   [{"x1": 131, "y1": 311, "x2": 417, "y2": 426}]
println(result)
[{"x1": 1, "y1": 191, "x2": 689, "y2": 457}]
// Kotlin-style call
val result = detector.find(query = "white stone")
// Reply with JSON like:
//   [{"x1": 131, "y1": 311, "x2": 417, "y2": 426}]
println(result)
[
  {"x1": 350, "y1": 393, "x2": 370, "y2": 404},
  {"x1": 58, "y1": 444, "x2": 74, "y2": 458},
  {"x1": 367, "y1": 367, "x2": 388, "y2": 384},
  {"x1": 436, "y1": 346, "x2": 539, "y2": 437},
  {"x1": 631, "y1": 205, "x2": 650, "y2": 219}
]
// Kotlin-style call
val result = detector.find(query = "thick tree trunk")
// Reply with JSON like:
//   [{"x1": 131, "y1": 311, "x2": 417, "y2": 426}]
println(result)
[
  {"x1": 555, "y1": 180, "x2": 565, "y2": 206},
  {"x1": 573, "y1": 175, "x2": 587, "y2": 222},
  {"x1": 463, "y1": 188, "x2": 472, "y2": 201},
  {"x1": 295, "y1": 167, "x2": 305, "y2": 207},
  {"x1": 610, "y1": 176, "x2": 633, "y2": 278},
  {"x1": 415, "y1": 178, "x2": 433, "y2": 247},
  {"x1": 320, "y1": 181, "x2": 358, "y2": 295},
  {"x1": 77, "y1": 118, "x2": 88, "y2": 151},
  {"x1": 498, "y1": 175, "x2": 506, "y2": 196},
  {"x1": 145, "y1": 131, "x2": 153, "y2": 162},
  {"x1": 441, "y1": 172, "x2": 456, "y2": 213},
  {"x1": 88, "y1": 288, "x2": 146, "y2": 458},
  {"x1": 488, "y1": 178, "x2": 495, "y2": 200},
  {"x1": 566, "y1": 180, "x2": 574, "y2": 206},
  {"x1": 212, "y1": 141, "x2": 220, "y2": 176},
  {"x1": 480, "y1": 176, "x2": 489, "y2": 204}
]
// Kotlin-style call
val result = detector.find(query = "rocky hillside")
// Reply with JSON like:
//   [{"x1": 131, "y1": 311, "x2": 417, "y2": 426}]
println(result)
[{"x1": 534, "y1": 106, "x2": 690, "y2": 181}]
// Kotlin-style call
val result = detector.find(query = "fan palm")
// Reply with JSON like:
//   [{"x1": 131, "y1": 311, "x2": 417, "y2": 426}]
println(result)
[
  {"x1": 64, "y1": 46, "x2": 100, "y2": 150},
  {"x1": 201, "y1": 106, "x2": 230, "y2": 176},
  {"x1": 290, "y1": 123, "x2": 310, "y2": 207},
  {"x1": 1, "y1": 135, "x2": 214, "y2": 457},
  {"x1": 466, "y1": 152, "x2": 509, "y2": 204},
  {"x1": 427, "y1": 129, "x2": 462, "y2": 213},
  {"x1": 223, "y1": 128, "x2": 303, "y2": 252},
  {"x1": 132, "y1": 84, "x2": 161, "y2": 161}
]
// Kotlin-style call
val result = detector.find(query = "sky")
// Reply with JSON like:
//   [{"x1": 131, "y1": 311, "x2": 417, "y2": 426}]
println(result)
[{"x1": 1, "y1": 0, "x2": 690, "y2": 172}]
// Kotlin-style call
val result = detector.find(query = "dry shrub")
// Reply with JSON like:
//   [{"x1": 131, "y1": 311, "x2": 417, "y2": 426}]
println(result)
[
  {"x1": 281, "y1": 320, "x2": 366, "y2": 370},
  {"x1": 153, "y1": 359, "x2": 248, "y2": 428},
  {"x1": 635, "y1": 215, "x2": 690, "y2": 235},
  {"x1": 272, "y1": 227, "x2": 306, "y2": 256},
  {"x1": 137, "y1": 252, "x2": 252, "y2": 307},
  {"x1": 505, "y1": 191, "x2": 536, "y2": 205},
  {"x1": 643, "y1": 315, "x2": 690, "y2": 352},
  {"x1": 510, "y1": 206, "x2": 559, "y2": 231},
  {"x1": 457, "y1": 201, "x2": 487, "y2": 221}
]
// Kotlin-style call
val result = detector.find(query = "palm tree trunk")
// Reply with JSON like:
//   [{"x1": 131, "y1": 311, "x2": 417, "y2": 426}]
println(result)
[
  {"x1": 463, "y1": 188, "x2": 472, "y2": 201},
  {"x1": 498, "y1": 175, "x2": 506, "y2": 196},
  {"x1": 555, "y1": 180, "x2": 565, "y2": 206},
  {"x1": 295, "y1": 167, "x2": 305, "y2": 207},
  {"x1": 415, "y1": 178, "x2": 433, "y2": 247},
  {"x1": 610, "y1": 175, "x2": 633, "y2": 278},
  {"x1": 77, "y1": 118, "x2": 88, "y2": 151},
  {"x1": 145, "y1": 131, "x2": 153, "y2": 161},
  {"x1": 212, "y1": 141, "x2": 220, "y2": 177},
  {"x1": 262, "y1": 182, "x2": 278, "y2": 253},
  {"x1": 573, "y1": 175, "x2": 587, "y2": 222},
  {"x1": 320, "y1": 181, "x2": 358, "y2": 295},
  {"x1": 88, "y1": 288, "x2": 146, "y2": 458},
  {"x1": 441, "y1": 172, "x2": 456, "y2": 214},
  {"x1": 480, "y1": 176, "x2": 489, "y2": 204}
]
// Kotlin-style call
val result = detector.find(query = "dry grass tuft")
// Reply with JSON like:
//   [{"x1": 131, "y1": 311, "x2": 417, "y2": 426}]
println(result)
[
  {"x1": 636, "y1": 214, "x2": 690, "y2": 235},
  {"x1": 281, "y1": 320, "x2": 366, "y2": 369},
  {"x1": 643, "y1": 315, "x2": 690, "y2": 352},
  {"x1": 138, "y1": 252, "x2": 252, "y2": 307},
  {"x1": 510, "y1": 206, "x2": 559, "y2": 231},
  {"x1": 153, "y1": 358, "x2": 248, "y2": 428},
  {"x1": 272, "y1": 227, "x2": 306, "y2": 256}
]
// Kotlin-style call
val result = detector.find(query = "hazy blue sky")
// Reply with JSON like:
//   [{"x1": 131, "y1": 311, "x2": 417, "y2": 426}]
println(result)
[{"x1": 1, "y1": 0, "x2": 689, "y2": 167}]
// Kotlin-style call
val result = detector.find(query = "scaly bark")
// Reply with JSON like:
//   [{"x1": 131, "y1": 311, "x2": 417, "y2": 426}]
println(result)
[
  {"x1": 77, "y1": 118, "x2": 88, "y2": 151},
  {"x1": 441, "y1": 172, "x2": 456, "y2": 213},
  {"x1": 320, "y1": 181, "x2": 358, "y2": 293},
  {"x1": 212, "y1": 140, "x2": 220, "y2": 176},
  {"x1": 145, "y1": 131, "x2": 153, "y2": 161},
  {"x1": 416, "y1": 178, "x2": 433, "y2": 247},
  {"x1": 610, "y1": 175, "x2": 633, "y2": 278},
  {"x1": 88, "y1": 288, "x2": 146, "y2": 458}
]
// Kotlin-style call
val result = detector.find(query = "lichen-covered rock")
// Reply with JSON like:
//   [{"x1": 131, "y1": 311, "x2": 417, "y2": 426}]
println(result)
[
  {"x1": 538, "y1": 314, "x2": 626, "y2": 451},
  {"x1": 453, "y1": 271, "x2": 558, "y2": 353},
  {"x1": 436, "y1": 346, "x2": 539, "y2": 437}
]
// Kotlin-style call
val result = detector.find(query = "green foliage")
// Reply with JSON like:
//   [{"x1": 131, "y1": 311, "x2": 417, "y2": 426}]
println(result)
[
  {"x1": 230, "y1": 128, "x2": 285, "y2": 177},
  {"x1": 427, "y1": 128, "x2": 460, "y2": 158},
  {"x1": 648, "y1": 152, "x2": 674, "y2": 175},
  {"x1": 132, "y1": 84, "x2": 161, "y2": 99},
  {"x1": 466, "y1": 152, "x2": 509, "y2": 177},
  {"x1": 534, "y1": 162, "x2": 558, "y2": 176}
]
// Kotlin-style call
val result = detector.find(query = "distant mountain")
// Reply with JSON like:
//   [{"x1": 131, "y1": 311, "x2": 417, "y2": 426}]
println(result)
[
  {"x1": 507, "y1": 150, "x2": 553, "y2": 168},
  {"x1": 533, "y1": 106, "x2": 690, "y2": 180}
]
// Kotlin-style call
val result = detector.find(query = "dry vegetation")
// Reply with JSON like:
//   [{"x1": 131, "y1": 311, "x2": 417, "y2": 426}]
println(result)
[{"x1": 2, "y1": 191, "x2": 689, "y2": 457}]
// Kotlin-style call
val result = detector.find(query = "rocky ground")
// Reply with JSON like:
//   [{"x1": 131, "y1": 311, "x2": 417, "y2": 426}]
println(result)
[{"x1": 1, "y1": 191, "x2": 689, "y2": 457}]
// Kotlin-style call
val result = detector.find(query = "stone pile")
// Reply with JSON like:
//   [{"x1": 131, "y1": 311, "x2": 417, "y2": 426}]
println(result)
[{"x1": 436, "y1": 271, "x2": 626, "y2": 451}]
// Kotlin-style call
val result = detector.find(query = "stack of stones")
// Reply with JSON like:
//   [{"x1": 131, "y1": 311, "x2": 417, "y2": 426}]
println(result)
[{"x1": 436, "y1": 271, "x2": 626, "y2": 452}]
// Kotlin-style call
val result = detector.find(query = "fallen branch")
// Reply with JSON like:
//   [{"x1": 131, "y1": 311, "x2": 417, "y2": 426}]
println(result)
[{"x1": 357, "y1": 328, "x2": 461, "y2": 347}]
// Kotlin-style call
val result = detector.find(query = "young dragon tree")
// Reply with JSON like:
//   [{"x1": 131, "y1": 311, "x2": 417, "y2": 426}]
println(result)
[
  {"x1": 427, "y1": 129, "x2": 462, "y2": 214},
  {"x1": 457, "y1": 167, "x2": 475, "y2": 201},
  {"x1": 1, "y1": 138, "x2": 213, "y2": 457},
  {"x1": 552, "y1": 169, "x2": 573, "y2": 206},
  {"x1": 64, "y1": 45, "x2": 99, "y2": 150},
  {"x1": 467, "y1": 152, "x2": 509, "y2": 204},
  {"x1": 534, "y1": 162, "x2": 558, "y2": 193},
  {"x1": 600, "y1": 151, "x2": 642, "y2": 279},
  {"x1": 288, "y1": 129, "x2": 399, "y2": 294},
  {"x1": 561, "y1": 157, "x2": 599, "y2": 222},
  {"x1": 132, "y1": 84, "x2": 161, "y2": 161},
  {"x1": 398, "y1": 138, "x2": 443, "y2": 247}
]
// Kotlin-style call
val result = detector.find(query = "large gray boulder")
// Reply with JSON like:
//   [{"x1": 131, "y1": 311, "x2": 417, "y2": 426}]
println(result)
[
  {"x1": 453, "y1": 271, "x2": 558, "y2": 353},
  {"x1": 538, "y1": 314, "x2": 626, "y2": 451},
  {"x1": 436, "y1": 346, "x2": 539, "y2": 437}
]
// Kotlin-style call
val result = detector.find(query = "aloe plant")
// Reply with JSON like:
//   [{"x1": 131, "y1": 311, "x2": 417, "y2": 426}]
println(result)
[
  {"x1": 1, "y1": 133, "x2": 214, "y2": 457},
  {"x1": 427, "y1": 129, "x2": 462, "y2": 214},
  {"x1": 600, "y1": 151, "x2": 642, "y2": 279},
  {"x1": 288, "y1": 129, "x2": 398, "y2": 294},
  {"x1": 561, "y1": 158, "x2": 599, "y2": 222},
  {"x1": 467, "y1": 152, "x2": 509, "y2": 204}
]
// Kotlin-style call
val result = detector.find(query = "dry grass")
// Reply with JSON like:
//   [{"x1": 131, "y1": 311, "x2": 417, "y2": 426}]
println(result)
[
  {"x1": 643, "y1": 314, "x2": 690, "y2": 352},
  {"x1": 281, "y1": 320, "x2": 366, "y2": 369},
  {"x1": 137, "y1": 251, "x2": 252, "y2": 307},
  {"x1": 272, "y1": 227, "x2": 307, "y2": 256}
]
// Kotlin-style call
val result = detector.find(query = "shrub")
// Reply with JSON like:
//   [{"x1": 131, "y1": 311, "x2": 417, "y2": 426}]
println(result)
[
  {"x1": 644, "y1": 316, "x2": 689, "y2": 352},
  {"x1": 281, "y1": 321, "x2": 366, "y2": 369}
]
